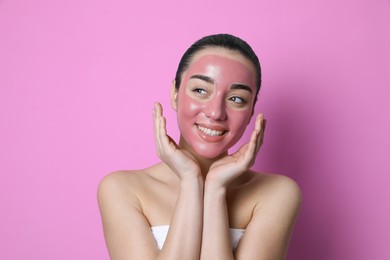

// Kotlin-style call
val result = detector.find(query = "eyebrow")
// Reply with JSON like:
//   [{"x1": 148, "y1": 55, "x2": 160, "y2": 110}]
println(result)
[
  {"x1": 230, "y1": 84, "x2": 253, "y2": 94},
  {"x1": 189, "y1": 74, "x2": 215, "y2": 84},
  {"x1": 189, "y1": 74, "x2": 253, "y2": 93}
]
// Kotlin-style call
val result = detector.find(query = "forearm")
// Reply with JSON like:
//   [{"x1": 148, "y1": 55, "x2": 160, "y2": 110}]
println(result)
[
  {"x1": 158, "y1": 176, "x2": 204, "y2": 260},
  {"x1": 200, "y1": 182, "x2": 234, "y2": 260}
]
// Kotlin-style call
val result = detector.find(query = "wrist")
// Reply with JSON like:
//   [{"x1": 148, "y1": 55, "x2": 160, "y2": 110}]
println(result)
[
  {"x1": 204, "y1": 180, "x2": 227, "y2": 195},
  {"x1": 180, "y1": 175, "x2": 204, "y2": 189}
]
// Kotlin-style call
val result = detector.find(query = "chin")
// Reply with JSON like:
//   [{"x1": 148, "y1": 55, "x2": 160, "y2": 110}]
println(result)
[{"x1": 192, "y1": 144, "x2": 229, "y2": 160}]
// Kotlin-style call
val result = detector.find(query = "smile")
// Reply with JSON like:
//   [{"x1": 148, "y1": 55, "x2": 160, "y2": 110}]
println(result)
[{"x1": 196, "y1": 124, "x2": 226, "y2": 136}]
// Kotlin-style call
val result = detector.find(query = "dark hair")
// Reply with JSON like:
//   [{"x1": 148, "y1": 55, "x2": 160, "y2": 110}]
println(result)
[{"x1": 174, "y1": 34, "x2": 262, "y2": 101}]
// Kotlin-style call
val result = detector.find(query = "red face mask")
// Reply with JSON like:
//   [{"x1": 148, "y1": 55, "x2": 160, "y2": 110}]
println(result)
[{"x1": 173, "y1": 50, "x2": 257, "y2": 159}]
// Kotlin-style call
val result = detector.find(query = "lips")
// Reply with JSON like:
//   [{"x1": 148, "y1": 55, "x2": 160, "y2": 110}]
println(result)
[{"x1": 195, "y1": 124, "x2": 227, "y2": 137}]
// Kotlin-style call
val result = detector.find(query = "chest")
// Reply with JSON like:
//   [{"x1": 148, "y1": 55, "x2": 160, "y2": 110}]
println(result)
[{"x1": 140, "y1": 182, "x2": 256, "y2": 229}]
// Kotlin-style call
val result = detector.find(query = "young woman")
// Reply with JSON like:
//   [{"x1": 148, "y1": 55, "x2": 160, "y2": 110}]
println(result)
[{"x1": 98, "y1": 34, "x2": 301, "y2": 260}]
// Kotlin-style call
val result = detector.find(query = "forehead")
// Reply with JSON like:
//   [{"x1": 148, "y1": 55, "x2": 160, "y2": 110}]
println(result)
[
  {"x1": 182, "y1": 48, "x2": 257, "y2": 86},
  {"x1": 188, "y1": 48, "x2": 256, "y2": 76}
]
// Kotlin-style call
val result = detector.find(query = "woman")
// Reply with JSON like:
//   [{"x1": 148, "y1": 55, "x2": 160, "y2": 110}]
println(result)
[{"x1": 98, "y1": 34, "x2": 301, "y2": 260}]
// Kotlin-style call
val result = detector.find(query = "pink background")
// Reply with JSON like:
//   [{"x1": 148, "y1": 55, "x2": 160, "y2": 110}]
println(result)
[{"x1": 1, "y1": 0, "x2": 389, "y2": 259}]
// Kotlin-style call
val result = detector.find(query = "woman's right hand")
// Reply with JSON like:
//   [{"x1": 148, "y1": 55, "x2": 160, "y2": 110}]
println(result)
[{"x1": 153, "y1": 102, "x2": 201, "y2": 180}]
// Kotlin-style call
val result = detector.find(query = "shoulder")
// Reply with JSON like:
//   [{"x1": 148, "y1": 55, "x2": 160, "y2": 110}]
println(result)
[
  {"x1": 97, "y1": 166, "x2": 157, "y2": 210},
  {"x1": 232, "y1": 171, "x2": 301, "y2": 218},
  {"x1": 251, "y1": 172, "x2": 301, "y2": 209},
  {"x1": 97, "y1": 166, "x2": 165, "y2": 258},
  {"x1": 227, "y1": 172, "x2": 301, "y2": 229},
  {"x1": 242, "y1": 172, "x2": 302, "y2": 229},
  {"x1": 233, "y1": 173, "x2": 301, "y2": 258},
  {"x1": 97, "y1": 163, "x2": 172, "y2": 209},
  {"x1": 97, "y1": 170, "x2": 143, "y2": 212},
  {"x1": 234, "y1": 171, "x2": 300, "y2": 197},
  {"x1": 258, "y1": 172, "x2": 300, "y2": 196}
]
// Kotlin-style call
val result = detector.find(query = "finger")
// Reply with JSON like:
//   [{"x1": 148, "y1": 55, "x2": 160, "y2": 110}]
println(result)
[
  {"x1": 255, "y1": 113, "x2": 262, "y2": 133},
  {"x1": 247, "y1": 129, "x2": 259, "y2": 166},
  {"x1": 235, "y1": 118, "x2": 258, "y2": 162},
  {"x1": 159, "y1": 106, "x2": 169, "y2": 150},
  {"x1": 259, "y1": 117, "x2": 266, "y2": 149},
  {"x1": 254, "y1": 114, "x2": 265, "y2": 154},
  {"x1": 260, "y1": 118, "x2": 266, "y2": 144},
  {"x1": 159, "y1": 114, "x2": 168, "y2": 145},
  {"x1": 247, "y1": 114, "x2": 263, "y2": 166},
  {"x1": 159, "y1": 111, "x2": 175, "y2": 153},
  {"x1": 153, "y1": 103, "x2": 160, "y2": 147},
  {"x1": 237, "y1": 129, "x2": 256, "y2": 168},
  {"x1": 154, "y1": 102, "x2": 166, "y2": 155}
]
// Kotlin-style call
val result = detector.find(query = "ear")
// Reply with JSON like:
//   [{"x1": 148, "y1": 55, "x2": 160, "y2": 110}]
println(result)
[{"x1": 170, "y1": 80, "x2": 178, "y2": 111}]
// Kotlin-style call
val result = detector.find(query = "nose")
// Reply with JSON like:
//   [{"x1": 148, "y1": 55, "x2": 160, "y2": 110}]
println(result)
[{"x1": 203, "y1": 95, "x2": 227, "y2": 121}]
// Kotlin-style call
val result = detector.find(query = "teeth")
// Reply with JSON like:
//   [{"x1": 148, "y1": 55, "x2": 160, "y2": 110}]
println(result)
[{"x1": 197, "y1": 125, "x2": 224, "y2": 136}]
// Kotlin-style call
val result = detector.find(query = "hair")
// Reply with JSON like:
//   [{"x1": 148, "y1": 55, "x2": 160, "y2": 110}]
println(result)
[{"x1": 174, "y1": 34, "x2": 262, "y2": 101}]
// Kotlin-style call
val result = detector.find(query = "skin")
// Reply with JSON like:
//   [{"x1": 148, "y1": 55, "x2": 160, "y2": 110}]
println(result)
[
  {"x1": 174, "y1": 53, "x2": 257, "y2": 161},
  {"x1": 98, "y1": 47, "x2": 302, "y2": 260}
]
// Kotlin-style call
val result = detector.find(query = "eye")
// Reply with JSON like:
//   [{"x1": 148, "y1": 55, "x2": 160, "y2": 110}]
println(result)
[
  {"x1": 192, "y1": 88, "x2": 207, "y2": 95},
  {"x1": 229, "y1": 96, "x2": 247, "y2": 104}
]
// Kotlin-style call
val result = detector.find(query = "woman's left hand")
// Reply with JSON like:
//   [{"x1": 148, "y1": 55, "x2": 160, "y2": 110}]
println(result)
[{"x1": 206, "y1": 114, "x2": 266, "y2": 188}]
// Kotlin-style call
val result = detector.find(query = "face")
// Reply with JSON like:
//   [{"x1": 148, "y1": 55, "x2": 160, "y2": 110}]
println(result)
[{"x1": 172, "y1": 48, "x2": 257, "y2": 159}]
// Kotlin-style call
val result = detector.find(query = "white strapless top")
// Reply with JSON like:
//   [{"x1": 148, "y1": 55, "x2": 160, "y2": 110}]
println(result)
[{"x1": 151, "y1": 225, "x2": 245, "y2": 251}]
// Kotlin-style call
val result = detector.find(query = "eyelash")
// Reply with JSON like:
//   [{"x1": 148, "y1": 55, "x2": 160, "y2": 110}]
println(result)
[
  {"x1": 229, "y1": 96, "x2": 247, "y2": 104},
  {"x1": 192, "y1": 88, "x2": 207, "y2": 95},
  {"x1": 192, "y1": 88, "x2": 248, "y2": 104}
]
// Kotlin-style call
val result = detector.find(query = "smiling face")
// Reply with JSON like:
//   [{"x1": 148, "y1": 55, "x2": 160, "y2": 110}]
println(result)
[{"x1": 171, "y1": 48, "x2": 258, "y2": 159}]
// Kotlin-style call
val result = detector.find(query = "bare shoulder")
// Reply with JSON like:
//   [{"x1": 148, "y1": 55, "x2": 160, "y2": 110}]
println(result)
[
  {"x1": 232, "y1": 170, "x2": 300, "y2": 199},
  {"x1": 246, "y1": 172, "x2": 302, "y2": 233},
  {"x1": 233, "y1": 172, "x2": 301, "y2": 258},
  {"x1": 97, "y1": 165, "x2": 157, "y2": 208},
  {"x1": 227, "y1": 171, "x2": 301, "y2": 230},
  {"x1": 97, "y1": 166, "x2": 166, "y2": 259},
  {"x1": 98, "y1": 169, "x2": 140, "y2": 195},
  {"x1": 241, "y1": 171, "x2": 301, "y2": 201},
  {"x1": 251, "y1": 172, "x2": 301, "y2": 212}
]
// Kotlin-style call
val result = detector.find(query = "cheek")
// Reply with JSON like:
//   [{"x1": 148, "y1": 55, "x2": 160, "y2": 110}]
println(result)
[
  {"x1": 227, "y1": 110, "x2": 252, "y2": 134},
  {"x1": 230, "y1": 109, "x2": 251, "y2": 124},
  {"x1": 178, "y1": 91, "x2": 203, "y2": 118}
]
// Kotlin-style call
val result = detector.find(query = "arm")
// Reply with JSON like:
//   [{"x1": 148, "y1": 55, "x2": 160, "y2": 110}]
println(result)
[
  {"x1": 234, "y1": 176, "x2": 301, "y2": 260},
  {"x1": 201, "y1": 114, "x2": 265, "y2": 260},
  {"x1": 153, "y1": 102, "x2": 204, "y2": 260},
  {"x1": 98, "y1": 103, "x2": 204, "y2": 260},
  {"x1": 201, "y1": 182, "x2": 233, "y2": 259},
  {"x1": 201, "y1": 114, "x2": 301, "y2": 259},
  {"x1": 98, "y1": 171, "x2": 204, "y2": 260},
  {"x1": 98, "y1": 172, "x2": 160, "y2": 260}
]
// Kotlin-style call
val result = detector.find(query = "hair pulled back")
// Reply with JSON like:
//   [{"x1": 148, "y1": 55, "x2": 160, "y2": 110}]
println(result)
[{"x1": 174, "y1": 34, "x2": 262, "y2": 100}]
